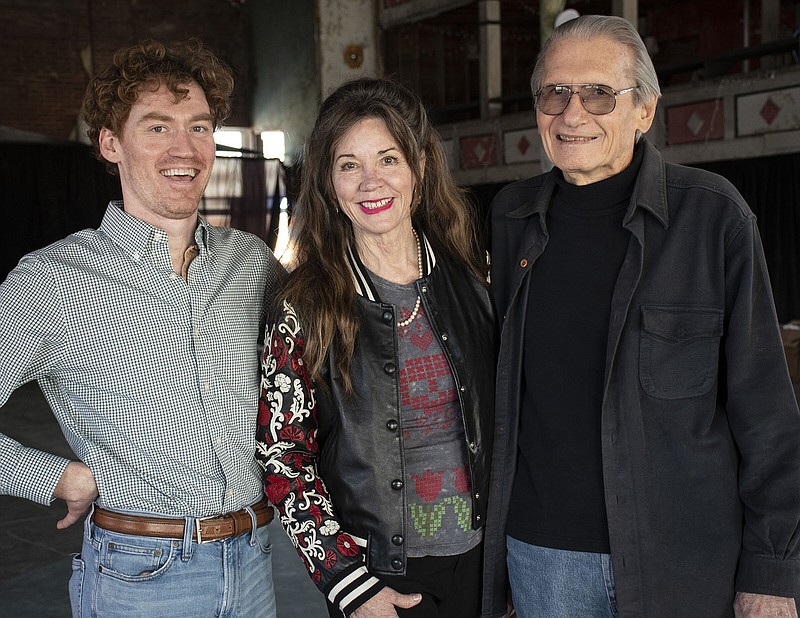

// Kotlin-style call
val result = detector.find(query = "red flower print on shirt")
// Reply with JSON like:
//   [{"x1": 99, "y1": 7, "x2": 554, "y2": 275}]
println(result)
[
  {"x1": 324, "y1": 550, "x2": 338, "y2": 569},
  {"x1": 270, "y1": 332, "x2": 289, "y2": 368},
  {"x1": 309, "y1": 504, "x2": 323, "y2": 525},
  {"x1": 265, "y1": 475, "x2": 291, "y2": 504},
  {"x1": 280, "y1": 425, "x2": 304, "y2": 442},
  {"x1": 412, "y1": 469, "x2": 445, "y2": 502},
  {"x1": 336, "y1": 534, "x2": 359, "y2": 557}
]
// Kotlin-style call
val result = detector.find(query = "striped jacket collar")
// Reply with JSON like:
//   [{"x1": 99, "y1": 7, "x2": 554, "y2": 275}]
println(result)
[{"x1": 346, "y1": 230, "x2": 436, "y2": 302}]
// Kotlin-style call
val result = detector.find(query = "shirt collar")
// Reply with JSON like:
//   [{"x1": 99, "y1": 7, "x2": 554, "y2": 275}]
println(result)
[
  {"x1": 346, "y1": 229, "x2": 436, "y2": 301},
  {"x1": 507, "y1": 137, "x2": 669, "y2": 229},
  {"x1": 100, "y1": 200, "x2": 213, "y2": 260}
]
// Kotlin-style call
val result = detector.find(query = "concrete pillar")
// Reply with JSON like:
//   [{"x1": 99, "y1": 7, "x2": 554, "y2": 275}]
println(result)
[
  {"x1": 612, "y1": 0, "x2": 638, "y2": 28},
  {"x1": 761, "y1": 0, "x2": 781, "y2": 69},
  {"x1": 317, "y1": 0, "x2": 379, "y2": 98},
  {"x1": 479, "y1": 0, "x2": 502, "y2": 118},
  {"x1": 540, "y1": 0, "x2": 566, "y2": 46}
]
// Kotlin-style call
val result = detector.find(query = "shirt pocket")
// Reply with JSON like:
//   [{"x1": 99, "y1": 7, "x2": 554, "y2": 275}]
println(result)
[{"x1": 639, "y1": 306, "x2": 723, "y2": 400}]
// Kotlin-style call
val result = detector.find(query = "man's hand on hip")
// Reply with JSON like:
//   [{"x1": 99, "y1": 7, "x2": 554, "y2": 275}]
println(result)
[{"x1": 52, "y1": 461, "x2": 98, "y2": 529}]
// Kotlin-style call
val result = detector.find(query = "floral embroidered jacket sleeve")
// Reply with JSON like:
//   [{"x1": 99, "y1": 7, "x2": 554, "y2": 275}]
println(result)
[{"x1": 256, "y1": 300, "x2": 385, "y2": 615}]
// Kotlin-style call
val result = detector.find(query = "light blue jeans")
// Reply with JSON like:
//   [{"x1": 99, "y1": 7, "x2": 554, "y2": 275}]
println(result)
[
  {"x1": 506, "y1": 537, "x2": 618, "y2": 618},
  {"x1": 69, "y1": 506, "x2": 276, "y2": 618}
]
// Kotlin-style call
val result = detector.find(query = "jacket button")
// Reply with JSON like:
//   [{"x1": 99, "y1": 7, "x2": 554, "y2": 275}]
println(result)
[
  {"x1": 391, "y1": 535, "x2": 404, "y2": 546},
  {"x1": 386, "y1": 419, "x2": 399, "y2": 431},
  {"x1": 441, "y1": 333, "x2": 448, "y2": 341},
  {"x1": 520, "y1": 259, "x2": 528, "y2": 268},
  {"x1": 384, "y1": 363, "x2": 396, "y2": 375},
  {"x1": 391, "y1": 479, "x2": 404, "y2": 490},
  {"x1": 421, "y1": 286, "x2": 427, "y2": 293},
  {"x1": 391, "y1": 558, "x2": 403, "y2": 571},
  {"x1": 382, "y1": 310, "x2": 393, "y2": 323}
]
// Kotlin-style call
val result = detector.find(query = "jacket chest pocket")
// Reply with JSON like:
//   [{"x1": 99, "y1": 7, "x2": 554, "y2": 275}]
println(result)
[{"x1": 639, "y1": 306, "x2": 723, "y2": 400}]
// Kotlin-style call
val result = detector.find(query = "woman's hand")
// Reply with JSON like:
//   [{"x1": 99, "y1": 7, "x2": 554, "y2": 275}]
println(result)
[{"x1": 350, "y1": 587, "x2": 422, "y2": 617}]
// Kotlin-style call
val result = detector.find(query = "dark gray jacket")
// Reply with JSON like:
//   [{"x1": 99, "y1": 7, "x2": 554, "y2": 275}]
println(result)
[{"x1": 482, "y1": 139, "x2": 800, "y2": 617}]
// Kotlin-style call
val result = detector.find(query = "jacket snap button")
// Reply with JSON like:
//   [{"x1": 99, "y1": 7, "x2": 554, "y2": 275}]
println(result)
[
  {"x1": 391, "y1": 535, "x2": 404, "y2": 546},
  {"x1": 441, "y1": 334, "x2": 448, "y2": 341},
  {"x1": 391, "y1": 479, "x2": 403, "y2": 490},
  {"x1": 421, "y1": 286, "x2": 427, "y2": 293},
  {"x1": 382, "y1": 310, "x2": 393, "y2": 322},
  {"x1": 386, "y1": 419, "x2": 399, "y2": 431},
  {"x1": 384, "y1": 363, "x2": 396, "y2": 375},
  {"x1": 391, "y1": 558, "x2": 403, "y2": 571},
  {"x1": 520, "y1": 259, "x2": 528, "y2": 268}
]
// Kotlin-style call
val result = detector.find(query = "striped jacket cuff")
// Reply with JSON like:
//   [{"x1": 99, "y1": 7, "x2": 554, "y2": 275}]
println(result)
[{"x1": 326, "y1": 563, "x2": 385, "y2": 616}]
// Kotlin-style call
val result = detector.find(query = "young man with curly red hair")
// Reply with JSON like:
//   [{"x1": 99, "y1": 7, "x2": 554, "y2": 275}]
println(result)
[{"x1": 0, "y1": 39, "x2": 280, "y2": 617}]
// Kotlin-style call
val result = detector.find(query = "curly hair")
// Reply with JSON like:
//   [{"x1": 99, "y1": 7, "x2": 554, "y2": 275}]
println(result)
[{"x1": 82, "y1": 38, "x2": 234, "y2": 173}]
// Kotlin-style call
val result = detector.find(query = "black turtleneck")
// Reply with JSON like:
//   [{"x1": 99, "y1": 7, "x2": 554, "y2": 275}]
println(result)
[{"x1": 507, "y1": 144, "x2": 644, "y2": 553}]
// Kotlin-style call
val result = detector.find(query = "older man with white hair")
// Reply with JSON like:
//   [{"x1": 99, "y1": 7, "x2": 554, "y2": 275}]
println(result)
[{"x1": 483, "y1": 14, "x2": 800, "y2": 618}]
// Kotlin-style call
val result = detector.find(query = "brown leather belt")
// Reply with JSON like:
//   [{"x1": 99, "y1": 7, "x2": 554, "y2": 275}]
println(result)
[{"x1": 92, "y1": 497, "x2": 273, "y2": 544}]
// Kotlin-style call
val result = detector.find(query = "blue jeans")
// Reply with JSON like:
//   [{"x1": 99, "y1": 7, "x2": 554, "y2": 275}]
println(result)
[
  {"x1": 69, "y1": 506, "x2": 276, "y2": 618},
  {"x1": 506, "y1": 537, "x2": 618, "y2": 618}
]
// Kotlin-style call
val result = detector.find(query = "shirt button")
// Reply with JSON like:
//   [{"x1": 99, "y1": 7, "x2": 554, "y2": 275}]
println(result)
[
  {"x1": 384, "y1": 363, "x2": 396, "y2": 375},
  {"x1": 391, "y1": 535, "x2": 404, "y2": 546},
  {"x1": 391, "y1": 479, "x2": 403, "y2": 490},
  {"x1": 391, "y1": 558, "x2": 403, "y2": 571},
  {"x1": 520, "y1": 259, "x2": 528, "y2": 268},
  {"x1": 386, "y1": 419, "x2": 399, "y2": 431},
  {"x1": 170, "y1": 272, "x2": 180, "y2": 280}
]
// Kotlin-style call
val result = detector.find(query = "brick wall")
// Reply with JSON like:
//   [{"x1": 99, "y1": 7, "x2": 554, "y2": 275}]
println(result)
[{"x1": 0, "y1": 0, "x2": 252, "y2": 140}]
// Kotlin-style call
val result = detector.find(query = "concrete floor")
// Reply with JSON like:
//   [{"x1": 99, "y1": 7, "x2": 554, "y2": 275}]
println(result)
[{"x1": 0, "y1": 381, "x2": 328, "y2": 617}]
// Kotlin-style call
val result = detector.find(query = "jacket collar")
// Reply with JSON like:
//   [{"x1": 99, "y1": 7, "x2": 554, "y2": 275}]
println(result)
[
  {"x1": 506, "y1": 137, "x2": 669, "y2": 229},
  {"x1": 346, "y1": 229, "x2": 436, "y2": 301}
]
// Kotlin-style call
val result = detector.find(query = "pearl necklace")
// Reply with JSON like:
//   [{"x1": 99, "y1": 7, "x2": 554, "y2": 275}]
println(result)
[{"x1": 397, "y1": 229, "x2": 423, "y2": 328}]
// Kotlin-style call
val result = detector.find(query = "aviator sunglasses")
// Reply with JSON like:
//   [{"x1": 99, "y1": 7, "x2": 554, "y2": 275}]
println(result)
[{"x1": 534, "y1": 83, "x2": 639, "y2": 115}]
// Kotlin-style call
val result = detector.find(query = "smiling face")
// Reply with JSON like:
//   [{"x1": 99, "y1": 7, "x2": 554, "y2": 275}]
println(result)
[
  {"x1": 331, "y1": 117, "x2": 422, "y2": 247},
  {"x1": 537, "y1": 36, "x2": 657, "y2": 185},
  {"x1": 98, "y1": 80, "x2": 216, "y2": 226}
]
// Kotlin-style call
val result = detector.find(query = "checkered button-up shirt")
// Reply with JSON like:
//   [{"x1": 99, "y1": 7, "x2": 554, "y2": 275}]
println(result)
[{"x1": 0, "y1": 201, "x2": 280, "y2": 517}]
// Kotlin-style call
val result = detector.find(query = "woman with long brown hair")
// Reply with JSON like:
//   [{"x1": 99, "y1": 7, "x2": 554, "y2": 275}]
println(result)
[{"x1": 256, "y1": 77, "x2": 495, "y2": 617}]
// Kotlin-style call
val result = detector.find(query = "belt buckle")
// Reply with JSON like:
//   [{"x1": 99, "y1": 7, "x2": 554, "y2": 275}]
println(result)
[{"x1": 194, "y1": 515, "x2": 215, "y2": 544}]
